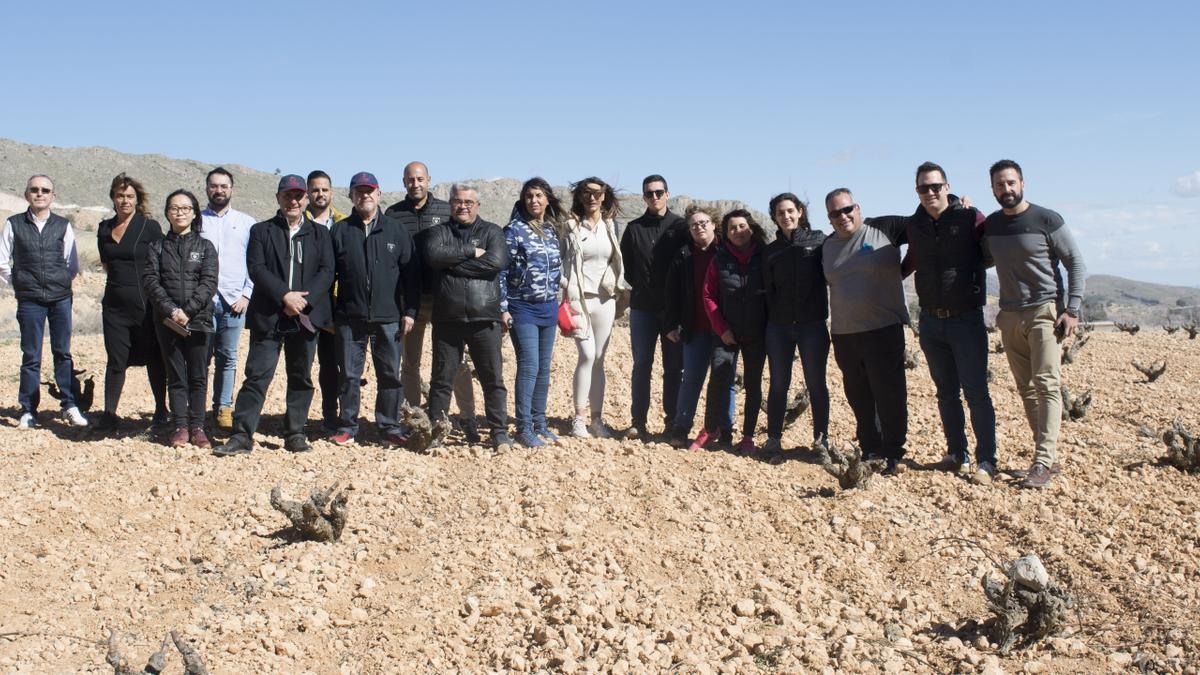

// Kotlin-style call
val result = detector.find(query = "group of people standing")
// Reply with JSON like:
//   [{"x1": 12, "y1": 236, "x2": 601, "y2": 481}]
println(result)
[{"x1": 2, "y1": 159, "x2": 1084, "y2": 488}]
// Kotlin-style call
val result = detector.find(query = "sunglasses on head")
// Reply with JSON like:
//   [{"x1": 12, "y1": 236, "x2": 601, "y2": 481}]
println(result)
[
  {"x1": 916, "y1": 183, "x2": 946, "y2": 195},
  {"x1": 827, "y1": 204, "x2": 856, "y2": 219}
]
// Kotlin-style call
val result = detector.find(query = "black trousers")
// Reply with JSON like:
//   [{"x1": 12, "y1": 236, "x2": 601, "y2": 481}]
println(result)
[
  {"x1": 710, "y1": 337, "x2": 767, "y2": 437},
  {"x1": 231, "y1": 328, "x2": 318, "y2": 441},
  {"x1": 429, "y1": 321, "x2": 507, "y2": 435},
  {"x1": 317, "y1": 329, "x2": 339, "y2": 427},
  {"x1": 154, "y1": 324, "x2": 210, "y2": 428},
  {"x1": 102, "y1": 307, "x2": 167, "y2": 417},
  {"x1": 831, "y1": 323, "x2": 908, "y2": 459}
]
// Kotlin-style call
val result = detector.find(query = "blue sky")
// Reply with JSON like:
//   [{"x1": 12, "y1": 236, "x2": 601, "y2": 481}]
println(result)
[{"x1": 4, "y1": 0, "x2": 1197, "y2": 286}]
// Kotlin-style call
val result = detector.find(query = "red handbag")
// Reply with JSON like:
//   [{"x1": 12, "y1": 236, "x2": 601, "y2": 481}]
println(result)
[{"x1": 557, "y1": 300, "x2": 579, "y2": 334}]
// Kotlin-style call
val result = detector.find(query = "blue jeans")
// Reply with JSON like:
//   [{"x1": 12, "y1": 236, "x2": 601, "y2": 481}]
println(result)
[
  {"x1": 765, "y1": 320, "x2": 830, "y2": 440},
  {"x1": 509, "y1": 322, "x2": 556, "y2": 434},
  {"x1": 336, "y1": 320, "x2": 403, "y2": 436},
  {"x1": 919, "y1": 308, "x2": 996, "y2": 465},
  {"x1": 207, "y1": 296, "x2": 245, "y2": 410},
  {"x1": 17, "y1": 297, "x2": 76, "y2": 414},
  {"x1": 672, "y1": 331, "x2": 734, "y2": 433},
  {"x1": 629, "y1": 309, "x2": 682, "y2": 428}
]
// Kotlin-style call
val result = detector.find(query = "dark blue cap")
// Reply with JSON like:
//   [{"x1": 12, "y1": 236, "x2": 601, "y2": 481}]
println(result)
[
  {"x1": 349, "y1": 172, "x2": 379, "y2": 190},
  {"x1": 276, "y1": 174, "x2": 306, "y2": 194}
]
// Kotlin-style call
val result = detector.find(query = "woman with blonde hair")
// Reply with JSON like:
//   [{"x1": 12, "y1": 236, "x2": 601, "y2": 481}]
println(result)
[{"x1": 559, "y1": 176, "x2": 626, "y2": 438}]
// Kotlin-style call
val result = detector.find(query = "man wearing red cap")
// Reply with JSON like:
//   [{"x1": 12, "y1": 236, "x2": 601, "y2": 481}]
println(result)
[
  {"x1": 212, "y1": 175, "x2": 335, "y2": 456},
  {"x1": 326, "y1": 172, "x2": 420, "y2": 446}
]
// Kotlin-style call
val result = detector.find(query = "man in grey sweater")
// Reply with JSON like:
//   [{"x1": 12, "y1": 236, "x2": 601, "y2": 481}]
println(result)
[
  {"x1": 823, "y1": 188, "x2": 910, "y2": 475},
  {"x1": 982, "y1": 159, "x2": 1086, "y2": 489}
]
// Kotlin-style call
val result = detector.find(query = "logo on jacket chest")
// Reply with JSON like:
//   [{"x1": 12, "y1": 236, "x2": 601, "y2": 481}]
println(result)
[
  {"x1": 386, "y1": 242, "x2": 396, "y2": 252},
  {"x1": 189, "y1": 251, "x2": 202, "y2": 262},
  {"x1": 431, "y1": 217, "x2": 442, "y2": 226}
]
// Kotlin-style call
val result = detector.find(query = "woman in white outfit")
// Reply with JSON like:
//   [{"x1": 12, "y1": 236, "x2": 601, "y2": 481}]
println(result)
[{"x1": 560, "y1": 177, "x2": 626, "y2": 438}]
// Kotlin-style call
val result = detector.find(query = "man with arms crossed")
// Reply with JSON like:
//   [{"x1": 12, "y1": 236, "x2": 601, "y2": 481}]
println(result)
[
  {"x1": 983, "y1": 160, "x2": 1085, "y2": 489},
  {"x1": 385, "y1": 161, "x2": 479, "y2": 442},
  {"x1": 201, "y1": 167, "x2": 256, "y2": 430}
]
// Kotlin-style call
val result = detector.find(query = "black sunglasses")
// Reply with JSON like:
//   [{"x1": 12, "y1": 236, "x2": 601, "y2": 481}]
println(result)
[
  {"x1": 916, "y1": 183, "x2": 946, "y2": 195},
  {"x1": 643, "y1": 189, "x2": 666, "y2": 199},
  {"x1": 827, "y1": 204, "x2": 856, "y2": 219},
  {"x1": 27, "y1": 187, "x2": 53, "y2": 195}
]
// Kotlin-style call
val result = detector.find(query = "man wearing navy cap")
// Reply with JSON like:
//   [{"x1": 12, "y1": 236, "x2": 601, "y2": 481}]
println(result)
[
  {"x1": 326, "y1": 172, "x2": 420, "y2": 446},
  {"x1": 212, "y1": 175, "x2": 335, "y2": 456}
]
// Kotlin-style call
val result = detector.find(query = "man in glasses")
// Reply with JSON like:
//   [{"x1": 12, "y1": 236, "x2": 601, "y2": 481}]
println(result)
[
  {"x1": 823, "y1": 189, "x2": 910, "y2": 475},
  {"x1": 619, "y1": 174, "x2": 687, "y2": 439},
  {"x1": 325, "y1": 172, "x2": 420, "y2": 447},
  {"x1": 304, "y1": 170, "x2": 346, "y2": 432},
  {"x1": 902, "y1": 162, "x2": 997, "y2": 485},
  {"x1": 983, "y1": 159, "x2": 1086, "y2": 490},
  {"x1": 0, "y1": 175, "x2": 87, "y2": 429},
  {"x1": 213, "y1": 175, "x2": 335, "y2": 456},
  {"x1": 384, "y1": 161, "x2": 479, "y2": 441},
  {"x1": 201, "y1": 167, "x2": 258, "y2": 431},
  {"x1": 423, "y1": 184, "x2": 511, "y2": 453}
]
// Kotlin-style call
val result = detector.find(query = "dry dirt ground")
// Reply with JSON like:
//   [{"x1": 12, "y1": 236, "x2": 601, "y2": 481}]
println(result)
[{"x1": 0, "y1": 295, "x2": 1197, "y2": 673}]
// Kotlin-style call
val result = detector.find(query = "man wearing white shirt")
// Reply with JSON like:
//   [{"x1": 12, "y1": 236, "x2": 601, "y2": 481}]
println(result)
[
  {"x1": 201, "y1": 166, "x2": 256, "y2": 429},
  {"x1": 0, "y1": 175, "x2": 88, "y2": 429}
]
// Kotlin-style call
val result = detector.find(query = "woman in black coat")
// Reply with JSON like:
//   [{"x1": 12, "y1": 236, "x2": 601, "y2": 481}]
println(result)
[
  {"x1": 142, "y1": 189, "x2": 218, "y2": 449},
  {"x1": 93, "y1": 174, "x2": 167, "y2": 433}
]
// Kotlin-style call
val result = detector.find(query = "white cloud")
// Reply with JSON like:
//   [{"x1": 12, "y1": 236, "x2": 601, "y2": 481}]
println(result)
[{"x1": 1172, "y1": 171, "x2": 1200, "y2": 198}]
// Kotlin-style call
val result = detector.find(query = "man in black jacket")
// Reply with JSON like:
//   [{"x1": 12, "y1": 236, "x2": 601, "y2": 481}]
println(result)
[
  {"x1": 620, "y1": 174, "x2": 687, "y2": 438},
  {"x1": 384, "y1": 161, "x2": 477, "y2": 436},
  {"x1": 326, "y1": 172, "x2": 420, "y2": 447},
  {"x1": 423, "y1": 184, "x2": 511, "y2": 452},
  {"x1": 213, "y1": 175, "x2": 335, "y2": 456},
  {"x1": 902, "y1": 162, "x2": 997, "y2": 485}
]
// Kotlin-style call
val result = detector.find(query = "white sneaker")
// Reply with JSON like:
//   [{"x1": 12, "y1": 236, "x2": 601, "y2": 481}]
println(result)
[
  {"x1": 63, "y1": 406, "x2": 89, "y2": 428},
  {"x1": 588, "y1": 419, "x2": 613, "y2": 439},
  {"x1": 571, "y1": 416, "x2": 591, "y2": 438},
  {"x1": 18, "y1": 413, "x2": 35, "y2": 429}
]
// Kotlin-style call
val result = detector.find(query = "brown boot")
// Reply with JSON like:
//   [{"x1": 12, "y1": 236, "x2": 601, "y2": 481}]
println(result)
[
  {"x1": 215, "y1": 406, "x2": 234, "y2": 430},
  {"x1": 169, "y1": 427, "x2": 189, "y2": 448},
  {"x1": 190, "y1": 427, "x2": 211, "y2": 449}
]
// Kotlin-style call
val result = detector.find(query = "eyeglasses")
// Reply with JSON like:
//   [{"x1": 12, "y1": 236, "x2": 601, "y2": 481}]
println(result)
[
  {"x1": 450, "y1": 199, "x2": 477, "y2": 207},
  {"x1": 689, "y1": 220, "x2": 713, "y2": 229},
  {"x1": 167, "y1": 206, "x2": 194, "y2": 214},
  {"x1": 27, "y1": 187, "x2": 53, "y2": 195},
  {"x1": 643, "y1": 189, "x2": 666, "y2": 199},
  {"x1": 827, "y1": 204, "x2": 856, "y2": 219},
  {"x1": 916, "y1": 183, "x2": 946, "y2": 195}
]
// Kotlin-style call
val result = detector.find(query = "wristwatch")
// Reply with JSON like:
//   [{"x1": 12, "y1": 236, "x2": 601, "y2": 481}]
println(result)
[{"x1": 1064, "y1": 309, "x2": 1078, "y2": 318}]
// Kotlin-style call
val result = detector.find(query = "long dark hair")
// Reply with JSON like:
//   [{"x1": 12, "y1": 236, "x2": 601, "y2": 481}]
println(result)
[
  {"x1": 517, "y1": 177, "x2": 567, "y2": 234},
  {"x1": 768, "y1": 192, "x2": 810, "y2": 232},
  {"x1": 164, "y1": 189, "x2": 203, "y2": 234},
  {"x1": 570, "y1": 176, "x2": 619, "y2": 222},
  {"x1": 110, "y1": 173, "x2": 152, "y2": 218},
  {"x1": 721, "y1": 208, "x2": 768, "y2": 246}
]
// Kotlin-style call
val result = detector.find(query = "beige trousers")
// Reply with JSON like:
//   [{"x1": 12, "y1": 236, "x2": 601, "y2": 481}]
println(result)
[{"x1": 996, "y1": 302, "x2": 1062, "y2": 467}]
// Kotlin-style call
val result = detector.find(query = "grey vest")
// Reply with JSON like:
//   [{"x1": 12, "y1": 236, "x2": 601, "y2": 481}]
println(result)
[{"x1": 8, "y1": 212, "x2": 72, "y2": 303}]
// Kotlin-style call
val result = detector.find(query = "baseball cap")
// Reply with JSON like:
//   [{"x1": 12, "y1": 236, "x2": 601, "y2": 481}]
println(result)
[
  {"x1": 349, "y1": 172, "x2": 379, "y2": 190},
  {"x1": 276, "y1": 174, "x2": 306, "y2": 194}
]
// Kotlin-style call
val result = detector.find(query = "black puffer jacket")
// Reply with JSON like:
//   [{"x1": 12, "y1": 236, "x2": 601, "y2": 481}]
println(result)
[
  {"x1": 762, "y1": 227, "x2": 828, "y2": 326},
  {"x1": 330, "y1": 210, "x2": 420, "y2": 323},
  {"x1": 141, "y1": 229, "x2": 218, "y2": 332},
  {"x1": 707, "y1": 240, "x2": 768, "y2": 340},
  {"x1": 384, "y1": 195, "x2": 452, "y2": 294},
  {"x1": 423, "y1": 217, "x2": 508, "y2": 323},
  {"x1": 664, "y1": 241, "x2": 716, "y2": 343}
]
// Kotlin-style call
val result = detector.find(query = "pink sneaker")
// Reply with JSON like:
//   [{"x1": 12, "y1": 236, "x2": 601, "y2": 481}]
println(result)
[
  {"x1": 688, "y1": 428, "x2": 716, "y2": 451},
  {"x1": 736, "y1": 436, "x2": 756, "y2": 455}
]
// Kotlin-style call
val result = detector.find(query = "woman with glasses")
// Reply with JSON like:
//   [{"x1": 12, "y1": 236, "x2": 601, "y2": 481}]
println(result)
[
  {"x1": 761, "y1": 193, "x2": 831, "y2": 455},
  {"x1": 499, "y1": 177, "x2": 566, "y2": 447},
  {"x1": 93, "y1": 174, "x2": 168, "y2": 434},
  {"x1": 701, "y1": 210, "x2": 770, "y2": 454},
  {"x1": 559, "y1": 177, "x2": 626, "y2": 438},
  {"x1": 142, "y1": 190, "x2": 218, "y2": 448},
  {"x1": 663, "y1": 204, "x2": 734, "y2": 448}
]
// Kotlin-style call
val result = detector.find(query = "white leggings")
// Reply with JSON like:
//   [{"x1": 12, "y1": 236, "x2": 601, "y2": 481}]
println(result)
[{"x1": 573, "y1": 294, "x2": 616, "y2": 416}]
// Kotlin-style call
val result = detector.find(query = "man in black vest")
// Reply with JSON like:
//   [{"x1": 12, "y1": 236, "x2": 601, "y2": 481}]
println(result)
[
  {"x1": 903, "y1": 162, "x2": 997, "y2": 484},
  {"x1": 1, "y1": 175, "x2": 88, "y2": 429},
  {"x1": 385, "y1": 161, "x2": 479, "y2": 441},
  {"x1": 212, "y1": 175, "x2": 335, "y2": 456}
]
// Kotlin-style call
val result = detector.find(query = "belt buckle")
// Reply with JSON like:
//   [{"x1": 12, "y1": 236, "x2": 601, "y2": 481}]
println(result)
[{"x1": 934, "y1": 308, "x2": 953, "y2": 319}]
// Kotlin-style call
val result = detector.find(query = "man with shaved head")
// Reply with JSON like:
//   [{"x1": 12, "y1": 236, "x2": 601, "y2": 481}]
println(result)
[{"x1": 385, "y1": 161, "x2": 479, "y2": 442}]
